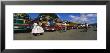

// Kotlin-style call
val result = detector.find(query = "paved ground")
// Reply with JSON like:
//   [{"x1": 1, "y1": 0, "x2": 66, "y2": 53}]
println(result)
[{"x1": 14, "y1": 27, "x2": 97, "y2": 40}]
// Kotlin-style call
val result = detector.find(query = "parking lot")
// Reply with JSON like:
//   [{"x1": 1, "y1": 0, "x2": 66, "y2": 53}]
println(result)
[{"x1": 14, "y1": 27, "x2": 97, "y2": 40}]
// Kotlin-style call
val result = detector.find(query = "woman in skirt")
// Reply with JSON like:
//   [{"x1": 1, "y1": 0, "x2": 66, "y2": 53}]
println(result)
[{"x1": 31, "y1": 22, "x2": 44, "y2": 36}]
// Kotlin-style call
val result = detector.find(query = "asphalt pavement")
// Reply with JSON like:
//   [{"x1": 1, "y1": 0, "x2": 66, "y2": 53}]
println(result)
[{"x1": 14, "y1": 27, "x2": 97, "y2": 40}]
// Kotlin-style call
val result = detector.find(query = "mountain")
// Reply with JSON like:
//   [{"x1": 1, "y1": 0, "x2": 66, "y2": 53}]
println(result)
[{"x1": 89, "y1": 23, "x2": 97, "y2": 26}]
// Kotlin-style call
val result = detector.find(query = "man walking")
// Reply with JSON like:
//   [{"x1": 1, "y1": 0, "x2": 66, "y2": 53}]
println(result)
[{"x1": 83, "y1": 23, "x2": 88, "y2": 32}]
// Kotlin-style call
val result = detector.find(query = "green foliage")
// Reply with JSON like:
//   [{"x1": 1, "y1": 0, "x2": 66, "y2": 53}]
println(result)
[{"x1": 14, "y1": 13, "x2": 29, "y2": 19}]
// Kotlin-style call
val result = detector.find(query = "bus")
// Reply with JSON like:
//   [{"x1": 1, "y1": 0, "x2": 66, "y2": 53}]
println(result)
[{"x1": 14, "y1": 18, "x2": 32, "y2": 32}]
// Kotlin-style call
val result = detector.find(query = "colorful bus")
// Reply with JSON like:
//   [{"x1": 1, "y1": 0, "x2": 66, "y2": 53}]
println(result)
[{"x1": 14, "y1": 18, "x2": 32, "y2": 31}]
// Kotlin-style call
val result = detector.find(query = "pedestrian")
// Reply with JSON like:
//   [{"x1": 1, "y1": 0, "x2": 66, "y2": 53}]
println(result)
[
  {"x1": 62, "y1": 22, "x2": 67, "y2": 32},
  {"x1": 83, "y1": 23, "x2": 88, "y2": 32},
  {"x1": 31, "y1": 21, "x2": 44, "y2": 36}
]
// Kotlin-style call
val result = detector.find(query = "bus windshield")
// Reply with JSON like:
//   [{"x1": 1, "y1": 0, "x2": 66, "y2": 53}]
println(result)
[{"x1": 14, "y1": 19, "x2": 24, "y2": 24}]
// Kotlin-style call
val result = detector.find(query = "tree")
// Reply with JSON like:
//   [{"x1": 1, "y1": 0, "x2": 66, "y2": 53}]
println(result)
[{"x1": 14, "y1": 13, "x2": 29, "y2": 19}]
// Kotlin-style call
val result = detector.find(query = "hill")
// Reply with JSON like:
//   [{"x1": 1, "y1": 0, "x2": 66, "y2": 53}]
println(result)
[{"x1": 89, "y1": 23, "x2": 97, "y2": 26}]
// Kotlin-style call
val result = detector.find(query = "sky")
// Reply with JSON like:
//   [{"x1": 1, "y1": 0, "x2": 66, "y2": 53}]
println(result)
[
  {"x1": 27, "y1": 13, "x2": 97, "y2": 24},
  {"x1": 28, "y1": 13, "x2": 39, "y2": 19}
]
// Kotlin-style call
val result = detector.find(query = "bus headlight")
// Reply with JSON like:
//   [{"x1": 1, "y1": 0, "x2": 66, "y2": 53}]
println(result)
[
  {"x1": 52, "y1": 29, "x2": 54, "y2": 30},
  {"x1": 14, "y1": 26, "x2": 19, "y2": 28},
  {"x1": 46, "y1": 29, "x2": 49, "y2": 30}
]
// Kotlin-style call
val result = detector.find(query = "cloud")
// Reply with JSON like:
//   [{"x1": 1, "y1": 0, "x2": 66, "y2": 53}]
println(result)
[
  {"x1": 69, "y1": 14, "x2": 89, "y2": 23},
  {"x1": 69, "y1": 13, "x2": 97, "y2": 24},
  {"x1": 69, "y1": 15, "x2": 80, "y2": 22},
  {"x1": 86, "y1": 14, "x2": 97, "y2": 17},
  {"x1": 69, "y1": 15, "x2": 79, "y2": 19},
  {"x1": 69, "y1": 15, "x2": 75, "y2": 18},
  {"x1": 80, "y1": 17, "x2": 88, "y2": 22}
]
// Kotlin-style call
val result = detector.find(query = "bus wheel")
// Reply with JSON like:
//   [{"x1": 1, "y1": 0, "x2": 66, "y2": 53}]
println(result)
[{"x1": 40, "y1": 33, "x2": 43, "y2": 35}]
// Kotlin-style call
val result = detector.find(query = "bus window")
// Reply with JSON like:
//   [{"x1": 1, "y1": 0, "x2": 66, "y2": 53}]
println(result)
[{"x1": 16, "y1": 19, "x2": 24, "y2": 24}]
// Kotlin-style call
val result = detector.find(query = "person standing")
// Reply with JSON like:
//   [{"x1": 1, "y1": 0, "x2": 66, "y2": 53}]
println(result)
[
  {"x1": 31, "y1": 21, "x2": 44, "y2": 36},
  {"x1": 83, "y1": 23, "x2": 88, "y2": 32},
  {"x1": 62, "y1": 22, "x2": 67, "y2": 32},
  {"x1": 38, "y1": 21, "x2": 42, "y2": 26}
]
